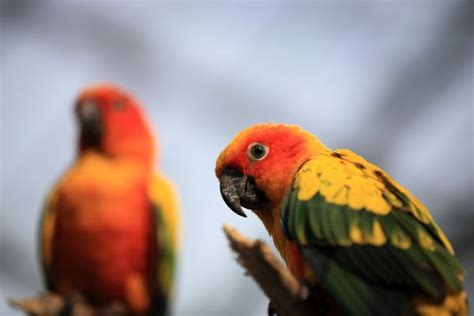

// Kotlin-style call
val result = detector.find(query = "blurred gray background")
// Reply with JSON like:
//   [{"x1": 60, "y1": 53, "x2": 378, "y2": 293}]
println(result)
[{"x1": 1, "y1": 1, "x2": 473, "y2": 315}]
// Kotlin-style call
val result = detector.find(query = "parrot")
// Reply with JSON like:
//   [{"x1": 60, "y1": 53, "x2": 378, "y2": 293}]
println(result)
[
  {"x1": 216, "y1": 123, "x2": 468, "y2": 316},
  {"x1": 39, "y1": 84, "x2": 180, "y2": 316}
]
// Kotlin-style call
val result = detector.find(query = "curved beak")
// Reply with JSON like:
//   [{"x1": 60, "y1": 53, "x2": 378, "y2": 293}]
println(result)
[
  {"x1": 218, "y1": 168, "x2": 269, "y2": 218},
  {"x1": 77, "y1": 100, "x2": 103, "y2": 149},
  {"x1": 219, "y1": 169, "x2": 247, "y2": 217}
]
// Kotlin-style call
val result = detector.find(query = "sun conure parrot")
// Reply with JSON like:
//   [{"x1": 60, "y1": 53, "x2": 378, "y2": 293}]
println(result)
[
  {"x1": 216, "y1": 123, "x2": 467, "y2": 316},
  {"x1": 39, "y1": 84, "x2": 180, "y2": 316}
]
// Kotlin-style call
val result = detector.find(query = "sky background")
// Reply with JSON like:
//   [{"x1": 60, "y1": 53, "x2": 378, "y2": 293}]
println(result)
[{"x1": 1, "y1": 1, "x2": 473, "y2": 315}]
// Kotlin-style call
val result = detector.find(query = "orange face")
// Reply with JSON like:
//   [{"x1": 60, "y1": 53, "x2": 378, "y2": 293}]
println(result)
[
  {"x1": 75, "y1": 84, "x2": 155, "y2": 168},
  {"x1": 216, "y1": 124, "x2": 327, "y2": 217}
]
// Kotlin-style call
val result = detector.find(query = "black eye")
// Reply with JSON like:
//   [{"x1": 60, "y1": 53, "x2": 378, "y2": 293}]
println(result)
[
  {"x1": 247, "y1": 143, "x2": 269, "y2": 161},
  {"x1": 113, "y1": 99, "x2": 126, "y2": 110}
]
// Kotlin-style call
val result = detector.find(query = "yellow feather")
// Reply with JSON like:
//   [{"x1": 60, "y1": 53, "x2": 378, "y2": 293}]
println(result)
[
  {"x1": 149, "y1": 174, "x2": 181, "y2": 250},
  {"x1": 391, "y1": 227, "x2": 412, "y2": 249},
  {"x1": 320, "y1": 181, "x2": 340, "y2": 201},
  {"x1": 365, "y1": 194, "x2": 391, "y2": 215},
  {"x1": 418, "y1": 229, "x2": 436, "y2": 252},
  {"x1": 348, "y1": 190, "x2": 365, "y2": 210},
  {"x1": 349, "y1": 217, "x2": 364, "y2": 244},
  {"x1": 332, "y1": 186, "x2": 349, "y2": 205},
  {"x1": 295, "y1": 170, "x2": 320, "y2": 201},
  {"x1": 365, "y1": 219, "x2": 387, "y2": 246},
  {"x1": 414, "y1": 291, "x2": 468, "y2": 316},
  {"x1": 383, "y1": 190, "x2": 404, "y2": 208}
]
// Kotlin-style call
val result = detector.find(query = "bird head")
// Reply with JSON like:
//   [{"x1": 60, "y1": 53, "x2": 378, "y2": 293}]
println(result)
[
  {"x1": 216, "y1": 123, "x2": 327, "y2": 218},
  {"x1": 75, "y1": 84, "x2": 155, "y2": 168}
]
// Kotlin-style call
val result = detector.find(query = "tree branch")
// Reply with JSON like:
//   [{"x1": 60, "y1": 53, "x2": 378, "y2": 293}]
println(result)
[
  {"x1": 223, "y1": 224, "x2": 319, "y2": 316},
  {"x1": 8, "y1": 292, "x2": 128, "y2": 316}
]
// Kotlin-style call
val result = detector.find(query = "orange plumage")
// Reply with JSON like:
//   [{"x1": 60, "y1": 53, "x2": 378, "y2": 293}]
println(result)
[{"x1": 40, "y1": 84, "x2": 179, "y2": 316}]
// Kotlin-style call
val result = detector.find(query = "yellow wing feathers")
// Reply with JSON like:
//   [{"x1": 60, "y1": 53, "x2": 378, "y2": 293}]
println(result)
[
  {"x1": 295, "y1": 152, "x2": 391, "y2": 214},
  {"x1": 149, "y1": 174, "x2": 181, "y2": 252},
  {"x1": 293, "y1": 149, "x2": 454, "y2": 253}
]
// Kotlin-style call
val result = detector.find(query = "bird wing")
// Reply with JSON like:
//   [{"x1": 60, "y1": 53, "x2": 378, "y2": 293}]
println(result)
[
  {"x1": 39, "y1": 186, "x2": 61, "y2": 291},
  {"x1": 282, "y1": 149, "x2": 464, "y2": 315},
  {"x1": 149, "y1": 173, "x2": 180, "y2": 315}
]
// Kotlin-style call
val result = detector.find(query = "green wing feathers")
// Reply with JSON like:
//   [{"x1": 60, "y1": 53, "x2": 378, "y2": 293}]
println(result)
[
  {"x1": 283, "y1": 150, "x2": 465, "y2": 314},
  {"x1": 151, "y1": 203, "x2": 175, "y2": 315}
]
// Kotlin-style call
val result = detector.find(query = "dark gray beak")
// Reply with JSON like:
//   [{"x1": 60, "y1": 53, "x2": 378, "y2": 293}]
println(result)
[
  {"x1": 219, "y1": 168, "x2": 268, "y2": 218},
  {"x1": 77, "y1": 100, "x2": 103, "y2": 149}
]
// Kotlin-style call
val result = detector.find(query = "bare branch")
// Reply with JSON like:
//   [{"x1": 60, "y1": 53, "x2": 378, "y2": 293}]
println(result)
[
  {"x1": 9, "y1": 292, "x2": 128, "y2": 316},
  {"x1": 223, "y1": 224, "x2": 319, "y2": 316}
]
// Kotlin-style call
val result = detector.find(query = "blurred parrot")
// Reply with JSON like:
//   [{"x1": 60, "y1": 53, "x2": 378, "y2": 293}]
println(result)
[
  {"x1": 216, "y1": 123, "x2": 467, "y2": 316},
  {"x1": 39, "y1": 84, "x2": 180, "y2": 316}
]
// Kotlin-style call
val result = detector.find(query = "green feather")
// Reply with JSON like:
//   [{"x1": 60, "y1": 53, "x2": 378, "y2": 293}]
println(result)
[
  {"x1": 320, "y1": 198, "x2": 337, "y2": 245},
  {"x1": 344, "y1": 207, "x2": 359, "y2": 229},
  {"x1": 286, "y1": 190, "x2": 299, "y2": 240},
  {"x1": 425, "y1": 250, "x2": 463, "y2": 293},
  {"x1": 294, "y1": 195, "x2": 309, "y2": 245},
  {"x1": 404, "y1": 242, "x2": 431, "y2": 270},
  {"x1": 392, "y1": 211, "x2": 419, "y2": 238},
  {"x1": 378, "y1": 214, "x2": 395, "y2": 234},
  {"x1": 330, "y1": 205, "x2": 351, "y2": 245},
  {"x1": 437, "y1": 247, "x2": 464, "y2": 273},
  {"x1": 388, "y1": 245, "x2": 443, "y2": 298},
  {"x1": 323, "y1": 260, "x2": 374, "y2": 316},
  {"x1": 359, "y1": 211, "x2": 374, "y2": 242},
  {"x1": 308, "y1": 197, "x2": 325, "y2": 240}
]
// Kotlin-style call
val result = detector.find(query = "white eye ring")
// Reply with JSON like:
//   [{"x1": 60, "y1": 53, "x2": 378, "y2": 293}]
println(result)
[{"x1": 247, "y1": 143, "x2": 269, "y2": 161}]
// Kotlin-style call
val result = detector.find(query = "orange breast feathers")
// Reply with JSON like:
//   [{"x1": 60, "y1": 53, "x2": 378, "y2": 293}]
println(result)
[{"x1": 50, "y1": 153, "x2": 157, "y2": 314}]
